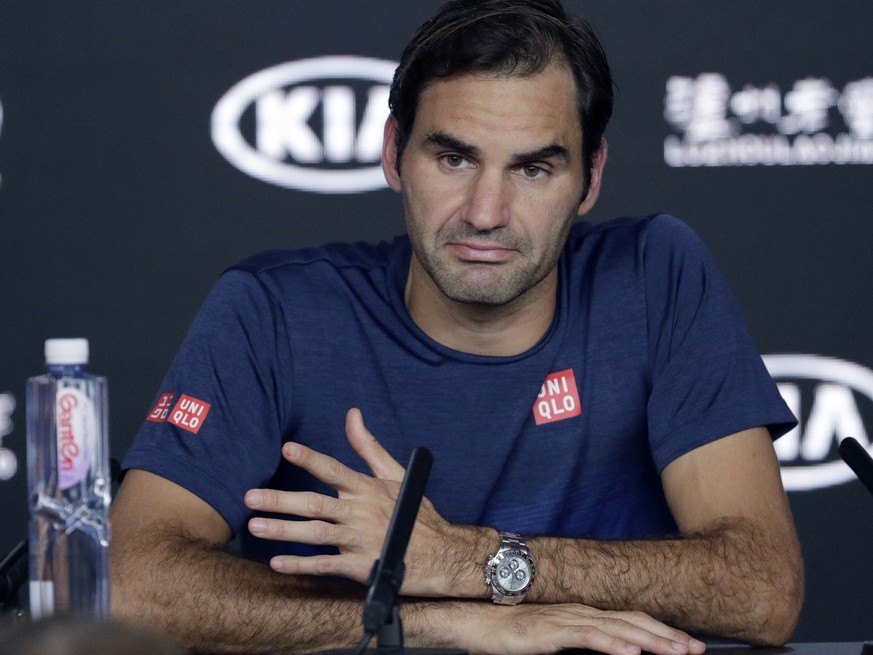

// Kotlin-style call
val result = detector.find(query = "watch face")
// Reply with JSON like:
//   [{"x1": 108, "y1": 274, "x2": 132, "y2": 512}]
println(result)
[{"x1": 490, "y1": 549, "x2": 533, "y2": 595}]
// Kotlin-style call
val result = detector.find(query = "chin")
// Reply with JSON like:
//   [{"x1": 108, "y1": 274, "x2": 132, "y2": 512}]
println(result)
[{"x1": 441, "y1": 283, "x2": 525, "y2": 307}]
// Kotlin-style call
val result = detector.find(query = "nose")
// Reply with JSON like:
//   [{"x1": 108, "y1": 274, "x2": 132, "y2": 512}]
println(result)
[{"x1": 461, "y1": 171, "x2": 511, "y2": 232}]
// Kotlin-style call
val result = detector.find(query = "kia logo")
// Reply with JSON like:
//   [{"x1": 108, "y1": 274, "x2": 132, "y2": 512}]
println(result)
[
  {"x1": 764, "y1": 354, "x2": 873, "y2": 491},
  {"x1": 211, "y1": 56, "x2": 396, "y2": 194}
]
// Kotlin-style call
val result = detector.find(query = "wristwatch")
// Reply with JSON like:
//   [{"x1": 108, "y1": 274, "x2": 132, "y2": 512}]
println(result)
[{"x1": 484, "y1": 531, "x2": 536, "y2": 605}]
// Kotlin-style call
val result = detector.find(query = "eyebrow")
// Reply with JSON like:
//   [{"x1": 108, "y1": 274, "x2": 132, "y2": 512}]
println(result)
[
  {"x1": 422, "y1": 131, "x2": 571, "y2": 164},
  {"x1": 423, "y1": 131, "x2": 481, "y2": 158},
  {"x1": 512, "y1": 144, "x2": 571, "y2": 165}
]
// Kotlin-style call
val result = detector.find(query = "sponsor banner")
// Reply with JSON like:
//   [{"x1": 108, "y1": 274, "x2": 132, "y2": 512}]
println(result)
[
  {"x1": 765, "y1": 354, "x2": 873, "y2": 492},
  {"x1": 212, "y1": 55, "x2": 396, "y2": 194},
  {"x1": 0, "y1": 392, "x2": 15, "y2": 481},
  {"x1": 0, "y1": 393, "x2": 12, "y2": 440},
  {"x1": 664, "y1": 74, "x2": 873, "y2": 167}
]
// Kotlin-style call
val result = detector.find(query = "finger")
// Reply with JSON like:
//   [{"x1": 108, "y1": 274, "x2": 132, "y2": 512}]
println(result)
[
  {"x1": 345, "y1": 408, "x2": 406, "y2": 481},
  {"x1": 269, "y1": 553, "x2": 368, "y2": 582},
  {"x1": 281, "y1": 440, "x2": 368, "y2": 494},
  {"x1": 245, "y1": 488, "x2": 348, "y2": 521},
  {"x1": 248, "y1": 517, "x2": 351, "y2": 545},
  {"x1": 594, "y1": 610, "x2": 705, "y2": 654},
  {"x1": 558, "y1": 614, "x2": 701, "y2": 655}
]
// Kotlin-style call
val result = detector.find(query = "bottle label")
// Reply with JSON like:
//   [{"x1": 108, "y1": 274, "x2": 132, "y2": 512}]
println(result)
[{"x1": 55, "y1": 387, "x2": 95, "y2": 489}]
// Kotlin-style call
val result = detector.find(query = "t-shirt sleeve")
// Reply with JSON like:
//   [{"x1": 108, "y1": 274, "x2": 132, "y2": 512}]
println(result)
[
  {"x1": 122, "y1": 268, "x2": 292, "y2": 535},
  {"x1": 643, "y1": 215, "x2": 797, "y2": 471}
]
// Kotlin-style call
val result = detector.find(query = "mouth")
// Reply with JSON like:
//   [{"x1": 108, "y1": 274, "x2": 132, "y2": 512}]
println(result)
[{"x1": 447, "y1": 241, "x2": 516, "y2": 263}]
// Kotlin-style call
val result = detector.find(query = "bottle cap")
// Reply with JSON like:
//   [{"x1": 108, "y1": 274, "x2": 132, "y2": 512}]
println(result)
[{"x1": 45, "y1": 338, "x2": 90, "y2": 365}]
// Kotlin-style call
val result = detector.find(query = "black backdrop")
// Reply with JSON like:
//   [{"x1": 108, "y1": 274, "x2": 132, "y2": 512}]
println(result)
[{"x1": 1, "y1": 1, "x2": 872, "y2": 642}]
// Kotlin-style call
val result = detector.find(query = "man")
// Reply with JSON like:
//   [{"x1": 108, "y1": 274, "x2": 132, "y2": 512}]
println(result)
[{"x1": 111, "y1": 1, "x2": 803, "y2": 653}]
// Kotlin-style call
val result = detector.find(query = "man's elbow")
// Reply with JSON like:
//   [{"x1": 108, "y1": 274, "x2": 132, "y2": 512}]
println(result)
[{"x1": 747, "y1": 556, "x2": 805, "y2": 647}]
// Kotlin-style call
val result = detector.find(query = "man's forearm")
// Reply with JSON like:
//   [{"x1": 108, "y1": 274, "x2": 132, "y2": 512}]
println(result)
[
  {"x1": 527, "y1": 518, "x2": 804, "y2": 645},
  {"x1": 110, "y1": 525, "x2": 528, "y2": 654},
  {"x1": 111, "y1": 526, "x2": 369, "y2": 654},
  {"x1": 110, "y1": 524, "x2": 707, "y2": 655}
]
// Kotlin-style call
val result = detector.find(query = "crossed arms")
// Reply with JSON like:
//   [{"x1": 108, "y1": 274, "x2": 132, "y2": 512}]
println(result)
[{"x1": 111, "y1": 409, "x2": 802, "y2": 655}]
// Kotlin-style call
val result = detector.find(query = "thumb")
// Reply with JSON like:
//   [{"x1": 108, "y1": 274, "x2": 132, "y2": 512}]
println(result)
[{"x1": 345, "y1": 408, "x2": 406, "y2": 481}]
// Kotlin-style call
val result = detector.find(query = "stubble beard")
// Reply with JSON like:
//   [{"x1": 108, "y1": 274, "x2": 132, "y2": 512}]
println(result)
[{"x1": 408, "y1": 221, "x2": 563, "y2": 308}]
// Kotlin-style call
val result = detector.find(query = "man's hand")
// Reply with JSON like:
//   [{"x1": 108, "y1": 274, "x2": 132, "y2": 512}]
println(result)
[
  {"x1": 244, "y1": 407, "x2": 490, "y2": 597},
  {"x1": 427, "y1": 602, "x2": 707, "y2": 655}
]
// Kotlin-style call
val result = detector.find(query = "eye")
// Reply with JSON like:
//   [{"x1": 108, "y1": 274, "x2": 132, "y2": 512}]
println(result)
[
  {"x1": 442, "y1": 154, "x2": 469, "y2": 168},
  {"x1": 520, "y1": 165, "x2": 546, "y2": 179}
]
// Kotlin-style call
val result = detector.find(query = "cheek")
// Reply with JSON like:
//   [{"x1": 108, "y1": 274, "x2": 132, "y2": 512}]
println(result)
[
  {"x1": 525, "y1": 198, "x2": 579, "y2": 253},
  {"x1": 402, "y1": 186, "x2": 442, "y2": 244},
  {"x1": 402, "y1": 177, "x2": 463, "y2": 234}
]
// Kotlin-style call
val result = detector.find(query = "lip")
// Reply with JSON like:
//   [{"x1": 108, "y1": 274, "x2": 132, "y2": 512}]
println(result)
[{"x1": 448, "y1": 242, "x2": 516, "y2": 263}]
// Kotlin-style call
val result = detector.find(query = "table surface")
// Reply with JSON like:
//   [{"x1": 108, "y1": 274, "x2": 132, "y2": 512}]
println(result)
[
  {"x1": 554, "y1": 645, "x2": 869, "y2": 655},
  {"x1": 705, "y1": 644, "x2": 866, "y2": 654}
]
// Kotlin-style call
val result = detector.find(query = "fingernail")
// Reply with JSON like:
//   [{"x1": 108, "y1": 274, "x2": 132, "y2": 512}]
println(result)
[
  {"x1": 283, "y1": 442, "x2": 299, "y2": 458},
  {"x1": 690, "y1": 638, "x2": 706, "y2": 651},
  {"x1": 270, "y1": 558, "x2": 284, "y2": 571},
  {"x1": 246, "y1": 491, "x2": 263, "y2": 507},
  {"x1": 249, "y1": 518, "x2": 266, "y2": 534}
]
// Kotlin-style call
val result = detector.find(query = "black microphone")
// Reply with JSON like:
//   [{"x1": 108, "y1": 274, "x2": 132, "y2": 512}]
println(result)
[
  {"x1": 837, "y1": 437, "x2": 873, "y2": 655},
  {"x1": 839, "y1": 437, "x2": 873, "y2": 497}
]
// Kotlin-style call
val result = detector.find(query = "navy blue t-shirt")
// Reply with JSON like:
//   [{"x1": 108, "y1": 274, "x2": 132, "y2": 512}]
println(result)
[{"x1": 124, "y1": 215, "x2": 796, "y2": 562}]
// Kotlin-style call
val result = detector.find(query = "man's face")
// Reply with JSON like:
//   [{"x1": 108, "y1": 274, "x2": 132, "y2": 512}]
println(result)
[{"x1": 384, "y1": 64, "x2": 603, "y2": 308}]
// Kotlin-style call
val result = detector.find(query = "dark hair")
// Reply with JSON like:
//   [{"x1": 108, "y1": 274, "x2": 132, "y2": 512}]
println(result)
[{"x1": 389, "y1": 0, "x2": 614, "y2": 192}]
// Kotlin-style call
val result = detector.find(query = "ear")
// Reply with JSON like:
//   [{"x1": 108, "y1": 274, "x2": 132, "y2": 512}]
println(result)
[
  {"x1": 576, "y1": 138, "x2": 608, "y2": 216},
  {"x1": 381, "y1": 114, "x2": 402, "y2": 192}
]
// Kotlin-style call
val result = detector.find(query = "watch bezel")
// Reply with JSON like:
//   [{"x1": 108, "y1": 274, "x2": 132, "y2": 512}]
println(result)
[{"x1": 487, "y1": 547, "x2": 536, "y2": 596}]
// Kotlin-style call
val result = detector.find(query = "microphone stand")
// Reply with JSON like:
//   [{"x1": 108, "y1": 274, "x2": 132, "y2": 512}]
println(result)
[
  {"x1": 362, "y1": 446, "x2": 428, "y2": 654},
  {"x1": 320, "y1": 447, "x2": 466, "y2": 655}
]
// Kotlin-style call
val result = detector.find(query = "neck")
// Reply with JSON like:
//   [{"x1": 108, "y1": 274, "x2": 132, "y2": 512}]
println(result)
[{"x1": 404, "y1": 257, "x2": 558, "y2": 357}]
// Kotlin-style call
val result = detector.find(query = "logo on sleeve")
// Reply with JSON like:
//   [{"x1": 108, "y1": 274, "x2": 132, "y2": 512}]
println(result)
[
  {"x1": 533, "y1": 369, "x2": 582, "y2": 426},
  {"x1": 146, "y1": 393, "x2": 175, "y2": 423},
  {"x1": 167, "y1": 394, "x2": 212, "y2": 434}
]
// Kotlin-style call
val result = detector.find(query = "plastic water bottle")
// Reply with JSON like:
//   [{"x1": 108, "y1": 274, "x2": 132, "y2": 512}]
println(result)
[{"x1": 26, "y1": 338, "x2": 110, "y2": 619}]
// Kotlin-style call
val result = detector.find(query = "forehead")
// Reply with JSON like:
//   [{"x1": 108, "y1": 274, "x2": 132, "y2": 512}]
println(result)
[{"x1": 412, "y1": 65, "x2": 582, "y2": 154}]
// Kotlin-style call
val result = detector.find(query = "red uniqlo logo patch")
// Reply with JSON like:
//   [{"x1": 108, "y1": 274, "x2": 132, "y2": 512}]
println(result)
[
  {"x1": 146, "y1": 393, "x2": 175, "y2": 423},
  {"x1": 533, "y1": 369, "x2": 582, "y2": 426},
  {"x1": 167, "y1": 394, "x2": 212, "y2": 434}
]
